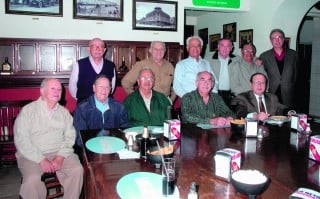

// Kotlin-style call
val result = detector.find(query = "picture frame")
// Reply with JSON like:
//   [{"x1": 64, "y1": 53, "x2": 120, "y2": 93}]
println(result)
[
  {"x1": 198, "y1": 28, "x2": 208, "y2": 45},
  {"x1": 209, "y1": 33, "x2": 221, "y2": 51},
  {"x1": 73, "y1": 0, "x2": 123, "y2": 21},
  {"x1": 239, "y1": 29, "x2": 253, "y2": 48},
  {"x1": 133, "y1": 0, "x2": 177, "y2": 31},
  {"x1": 5, "y1": 0, "x2": 63, "y2": 17},
  {"x1": 223, "y1": 22, "x2": 237, "y2": 42}
]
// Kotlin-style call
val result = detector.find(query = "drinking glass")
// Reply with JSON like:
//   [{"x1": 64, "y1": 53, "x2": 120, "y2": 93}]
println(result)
[{"x1": 162, "y1": 158, "x2": 175, "y2": 196}]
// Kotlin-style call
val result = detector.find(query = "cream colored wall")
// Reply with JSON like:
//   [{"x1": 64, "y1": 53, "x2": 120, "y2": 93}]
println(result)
[{"x1": 0, "y1": 0, "x2": 184, "y2": 44}]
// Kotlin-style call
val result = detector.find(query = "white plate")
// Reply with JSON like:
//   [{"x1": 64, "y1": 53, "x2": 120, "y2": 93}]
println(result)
[
  {"x1": 85, "y1": 136, "x2": 125, "y2": 154},
  {"x1": 116, "y1": 172, "x2": 179, "y2": 199},
  {"x1": 123, "y1": 126, "x2": 164, "y2": 134}
]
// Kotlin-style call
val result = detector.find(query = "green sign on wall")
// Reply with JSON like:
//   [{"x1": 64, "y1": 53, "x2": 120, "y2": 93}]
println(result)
[{"x1": 192, "y1": 0, "x2": 240, "y2": 8}]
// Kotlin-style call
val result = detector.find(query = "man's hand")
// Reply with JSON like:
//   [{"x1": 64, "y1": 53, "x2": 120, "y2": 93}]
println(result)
[
  {"x1": 254, "y1": 112, "x2": 270, "y2": 121},
  {"x1": 210, "y1": 117, "x2": 230, "y2": 126},
  {"x1": 39, "y1": 158, "x2": 55, "y2": 173},
  {"x1": 51, "y1": 155, "x2": 65, "y2": 171}
]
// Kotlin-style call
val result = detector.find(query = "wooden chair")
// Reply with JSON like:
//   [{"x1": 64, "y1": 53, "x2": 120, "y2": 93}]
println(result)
[{"x1": 0, "y1": 100, "x2": 31, "y2": 166}]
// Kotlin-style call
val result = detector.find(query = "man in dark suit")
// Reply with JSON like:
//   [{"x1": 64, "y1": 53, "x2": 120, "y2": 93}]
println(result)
[{"x1": 231, "y1": 72, "x2": 287, "y2": 121}]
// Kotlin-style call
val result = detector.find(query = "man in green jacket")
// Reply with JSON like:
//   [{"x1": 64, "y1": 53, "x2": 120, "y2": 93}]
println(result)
[{"x1": 123, "y1": 67, "x2": 171, "y2": 127}]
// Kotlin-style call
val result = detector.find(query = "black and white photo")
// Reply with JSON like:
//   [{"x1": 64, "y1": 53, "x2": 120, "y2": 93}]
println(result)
[
  {"x1": 133, "y1": 0, "x2": 177, "y2": 31},
  {"x1": 73, "y1": 0, "x2": 123, "y2": 21},
  {"x1": 5, "y1": 0, "x2": 63, "y2": 16}
]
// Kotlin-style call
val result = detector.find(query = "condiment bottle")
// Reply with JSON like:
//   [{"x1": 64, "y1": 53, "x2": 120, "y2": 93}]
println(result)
[
  {"x1": 140, "y1": 126, "x2": 149, "y2": 158},
  {"x1": 187, "y1": 182, "x2": 198, "y2": 199},
  {"x1": 306, "y1": 123, "x2": 312, "y2": 134},
  {"x1": 127, "y1": 135, "x2": 134, "y2": 151}
]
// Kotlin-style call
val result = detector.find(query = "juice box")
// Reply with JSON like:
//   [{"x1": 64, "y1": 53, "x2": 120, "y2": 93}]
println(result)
[
  {"x1": 309, "y1": 135, "x2": 320, "y2": 162},
  {"x1": 163, "y1": 119, "x2": 181, "y2": 140},
  {"x1": 214, "y1": 148, "x2": 241, "y2": 182}
]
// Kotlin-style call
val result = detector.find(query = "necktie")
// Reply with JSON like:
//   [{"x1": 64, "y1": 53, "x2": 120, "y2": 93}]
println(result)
[{"x1": 259, "y1": 96, "x2": 266, "y2": 113}]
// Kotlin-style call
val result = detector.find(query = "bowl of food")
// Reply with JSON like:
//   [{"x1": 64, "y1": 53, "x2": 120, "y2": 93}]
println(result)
[
  {"x1": 230, "y1": 118, "x2": 246, "y2": 132},
  {"x1": 231, "y1": 169, "x2": 270, "y2": 199},
  {"x1": 146, "y1": 145, "x2": 174, "y2": 166}
]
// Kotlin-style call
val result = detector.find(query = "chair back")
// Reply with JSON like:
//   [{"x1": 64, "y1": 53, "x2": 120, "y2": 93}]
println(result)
[{"x1": 0, "y1": 100, "x2": 31, "y2": 137}]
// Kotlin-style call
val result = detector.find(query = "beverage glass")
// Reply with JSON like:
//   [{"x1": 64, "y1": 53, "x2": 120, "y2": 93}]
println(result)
[{"x1": 162, "y1": 158, "x2": 175, "y2": 196}]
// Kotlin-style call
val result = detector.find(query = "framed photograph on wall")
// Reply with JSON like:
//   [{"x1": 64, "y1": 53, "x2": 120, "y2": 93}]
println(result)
[
  {"x1": 133, "y1": 0, "x2": 177, "y2": 31},
  {"x1": 209, "y1": 33, "x2": 221, "y2": 51},
  {"x1": 239, "y1": 29, "x2": 253, "y2": 48},
  {"x1": 73, "y1": 0, "x2": 123, "y2": 21},
  {"x1": 223, "y1": 22, "x2": 236, "y2": 42},
  {"x1": 5, "y1": 0, "x2": 63, "y2": 16},
  {"x1": 198, "y1": 28, "x2": 208, "y2": 45}
]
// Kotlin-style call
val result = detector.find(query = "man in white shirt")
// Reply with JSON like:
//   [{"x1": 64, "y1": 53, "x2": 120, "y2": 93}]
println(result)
[{"x1": 173, "y1": 36, "x2": 218, "y2": 98}]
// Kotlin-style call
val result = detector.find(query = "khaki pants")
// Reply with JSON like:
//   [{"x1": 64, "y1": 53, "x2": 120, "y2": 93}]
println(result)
[{"x1": 18, "y1": 153, "x2": 83, "y2": 199}]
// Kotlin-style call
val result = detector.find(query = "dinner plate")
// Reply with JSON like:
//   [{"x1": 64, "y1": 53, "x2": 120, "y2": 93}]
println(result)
[
  {"x1": 85, "y1": 136, "x2": 125, "y2": 154},
  {"x1": 196, "y1": 123, "x2": 230, "y2": 130},
  {"x1": 116, "y1": 172, "x2": 179, "y2": 199},
  {"x1": 123, "y1": 126, "x2": 164, "y2": 134}
]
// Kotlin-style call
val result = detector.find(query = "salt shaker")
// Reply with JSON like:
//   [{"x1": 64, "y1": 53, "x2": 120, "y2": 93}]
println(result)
[
  {"x1": 187, "y1": 182, "x2": 198, "y2": 199},
  {"x1": 127, "y1": 135, "x2": 134, "y2": 151}
]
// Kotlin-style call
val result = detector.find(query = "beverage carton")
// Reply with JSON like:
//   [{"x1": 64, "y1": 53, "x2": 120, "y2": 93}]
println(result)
[
  {"x1": 309, "y1": 135, "x2": 320, "y2": 162},
  {"x1": 291, "y1": 114, "x2": 307, "y2": 131},
  {"x1": 214, "y1": 148, "x2": 241, "y2": 182},
  {"x1": 163, "y1": 119, "x2": 181, "y2": 140}
]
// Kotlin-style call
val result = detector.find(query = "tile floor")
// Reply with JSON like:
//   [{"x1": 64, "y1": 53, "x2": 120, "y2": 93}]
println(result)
[{"x1": 0, "y1": 165, "x2": 21, "y2": 199}]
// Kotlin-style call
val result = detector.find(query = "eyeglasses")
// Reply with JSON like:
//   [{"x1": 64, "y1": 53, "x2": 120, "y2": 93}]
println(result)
[
  {"x1": 271, "y1": 36, "x2": 284, "y2": 40},
  {"x1": 198, "y1": 79, "x2": 212, "y2": 84},
  {"x1": 252, "y1": 81, "x2": 265, "y2": 85},
  {"x1": 139, "y1": 77, "x2": 154, "y2": 82},
  {"x1": 242, "y1": 49, "x2": 254, "y2": 53},
  {"x1": 96, "y1": 85, "x2": 111, "y2": 90},
  {"x1": 90, "y1": 45, "x2": 105, "y2": 50}
]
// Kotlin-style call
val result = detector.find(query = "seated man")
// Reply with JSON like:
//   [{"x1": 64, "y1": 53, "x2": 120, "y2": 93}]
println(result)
[
  {"x1": 73, "y1": 75, "x2": 130, "y2": 147},
  {"x1": 181, "y1": 71, "x2": 235, "y2": 127},
  {"x1": 14, "y1": 78, "x2": 83, "y2": 199},
  {"x1": 123, "y1": 67, "x2": 171, "y2": 126},
  {"x1": 231, "y1": 72, "x2": 288, "y2": 121}
]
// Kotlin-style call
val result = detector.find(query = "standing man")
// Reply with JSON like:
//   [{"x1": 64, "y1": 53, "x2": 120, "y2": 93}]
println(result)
[
  {"x1": 73, "y1": 75, "x2": 130, "y2": 147},
  {"x1": 230, "y1": 43, "x2": 267, "y2": 95},
  {"x1": 181, "y1": 71, "x2": 235, "y2": 126},
  {"x1": 123, "y1": 67, "x2": 171, "y2": 127},
  {"x1": 259, "y1": 29, "x2": 299, "y2": 108},
  {"x1": 69, "y1": 37, "x2": 116, "y2": 103},
  {"x1": 173, "y1": 36, "x2": 218, "y2": 98},
  {"x1": 121, "y1": 41, "x2": 175, "y2": 101},
  {"x1": 231, "y1": 73, "x2": 288, "y2": 121},
  {"x1": 14, "y1": 78, "x2": 83, "y2": 199},
  {"x1": 209, "y1": 37, "x2": 239, "y2": 106}
]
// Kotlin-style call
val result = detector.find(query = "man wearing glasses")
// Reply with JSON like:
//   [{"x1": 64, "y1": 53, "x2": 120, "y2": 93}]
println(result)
[
  {"x1": 69, "y1": 37, "x2": 116, "y2": 103},
  {"x1": 123, "y1": 67, "x2": 171, "y2": 127},
  {"x1": 231, "y1": 73, "x2": 288, "y2": 121},
  {"x1": 229, "y1": 43, "x2": 268, "y2": 96}
]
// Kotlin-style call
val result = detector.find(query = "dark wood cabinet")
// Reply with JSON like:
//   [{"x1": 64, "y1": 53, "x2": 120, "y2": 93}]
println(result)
[{"x1": 0, "y1": 38, "x2": 183, "y2": 88}]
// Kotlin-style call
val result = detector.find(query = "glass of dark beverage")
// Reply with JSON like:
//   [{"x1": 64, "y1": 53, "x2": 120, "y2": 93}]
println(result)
[{"x1": 162, "y1": 158, "x2": 175, "y2": 196}]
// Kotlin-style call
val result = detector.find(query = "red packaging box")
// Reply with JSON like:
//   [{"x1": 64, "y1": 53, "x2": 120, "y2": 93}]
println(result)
[
  {"x1": 309, "y1": 135, "x2": 320, "y2": 162},
  {"x1": 163, "y1": 119, "x2": 181, "y2": 140}
]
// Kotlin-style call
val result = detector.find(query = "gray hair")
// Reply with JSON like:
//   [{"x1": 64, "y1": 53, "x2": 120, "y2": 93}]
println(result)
[
  {"x1": 40, "y1": 78, "x2": 60, "y2": 88},
  {"x1": 150, "y1": 41, "x2": 166, "y2": 51},
  {"x1": 196, "y1": 71, "x2": 215, "y2": 82},
  {"x1": 186, "y1": 36, "x2": 203, "y2": 48},
  {"x1": 138, "y1": 67, "x2": 155, "y2": 78},
  {"x1": 269, "y1": 29, "x2": 285, "y2": 39}
]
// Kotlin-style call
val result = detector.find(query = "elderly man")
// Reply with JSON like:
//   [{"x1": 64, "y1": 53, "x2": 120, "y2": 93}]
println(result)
[
  {"x1": 73, "y1": 75, "x2": 130, "y2": 147},
  {"x1": 231, "y1": 73, "x2": 288, "y2": 121},
  {"x1": 121, "y1": 41, "x2": 175, "y2": 101},
  {"x1": 230, "y1": 43, "x2": 267, "y2": 95},
  {"x1": 173, "y1": 36, "x2": 218, "y2": 98},
  {"x1": 123, "y1": 67, "x2": 171, "y2": 127},
  {"x1": 181, "y1": 71, "x2": 235, "y2": 126},
  {"x1": 209, "y1": 38, "x2": 239, "y2": 106},
  {"x1": 14, "y1": 78, "x2": 83, "y2": 199},
  {"x1": 69, "y1": 37, "x2": 116, "y2": 103}
]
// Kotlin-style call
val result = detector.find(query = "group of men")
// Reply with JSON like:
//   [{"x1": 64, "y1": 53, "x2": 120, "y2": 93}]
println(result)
[{"x1": 14, "y1": 28, "x2": 298, "y2": 198}]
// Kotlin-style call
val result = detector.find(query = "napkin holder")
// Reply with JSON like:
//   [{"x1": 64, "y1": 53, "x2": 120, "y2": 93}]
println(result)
[
  {"x1": 289, "y1": 187, "x2": 320, "y2": 199},
  {"x1": 164, "y1": 119, "x2": 181, "y2": 140},
  {"x1": 214, "y1": 148, "x2": 241, "y2": 182},
  {"x1": 245, "y1": 119, "x2": 258, "y2": 137},
  {"x1": 291, "y1": 113, "x2": 307, "y2": 131},
  {"x1": 309, "y1": 135, "x2": 320, "y2": 162}
]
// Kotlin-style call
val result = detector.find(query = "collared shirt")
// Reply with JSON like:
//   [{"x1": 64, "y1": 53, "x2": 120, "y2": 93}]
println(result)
[
  {"x1": 247, "y1": 94, "x2": 267, "y2": 118},
  {"x1": 68, "y1": 56, "x2": 116, "y2": 99},
  {"x1": 173, "y1": 56, "x2": 218, "y2": 98},
  {"x1": 94, "y1": 96, "x2": 110, "y2": 124},
  {"x1": 218, "y1": 55, "x2": 230, "y2": 90}
]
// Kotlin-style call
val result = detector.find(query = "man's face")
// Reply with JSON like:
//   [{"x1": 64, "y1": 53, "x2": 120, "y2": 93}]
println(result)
[
  {"x1": 270, "y1": 31, "x2": 285, "y2": 49},
  {"x1": 196, "y1": 72, "x2": 213, "y2": 94},
  {"x1": 93, "y1": 78, "x2": 111, "y2": 103},
  {"x1": 251, "y1": 74, "x2": 266, "y2": 96},
  {"x1": 89, "y1": 39, "x2": 106, "y2": 60},
  {"x1": 137, "y1": 70, "x2": 155, "y2": 91},
  {"x1": 241, "y1": 44, "x2": 255, "y2": 63},
  {"x1": 218, "y1": 39, "x2": 233, "y2": 59},
  {"x1": 150, "y1": 42, "x2": 165, "y2": 62},
  {"x1": 187, "y1": 38, "x2": 202, "y2": 59},
  {"x1": 41, "y1": 79, "x2": 62, "y2": 104}
]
